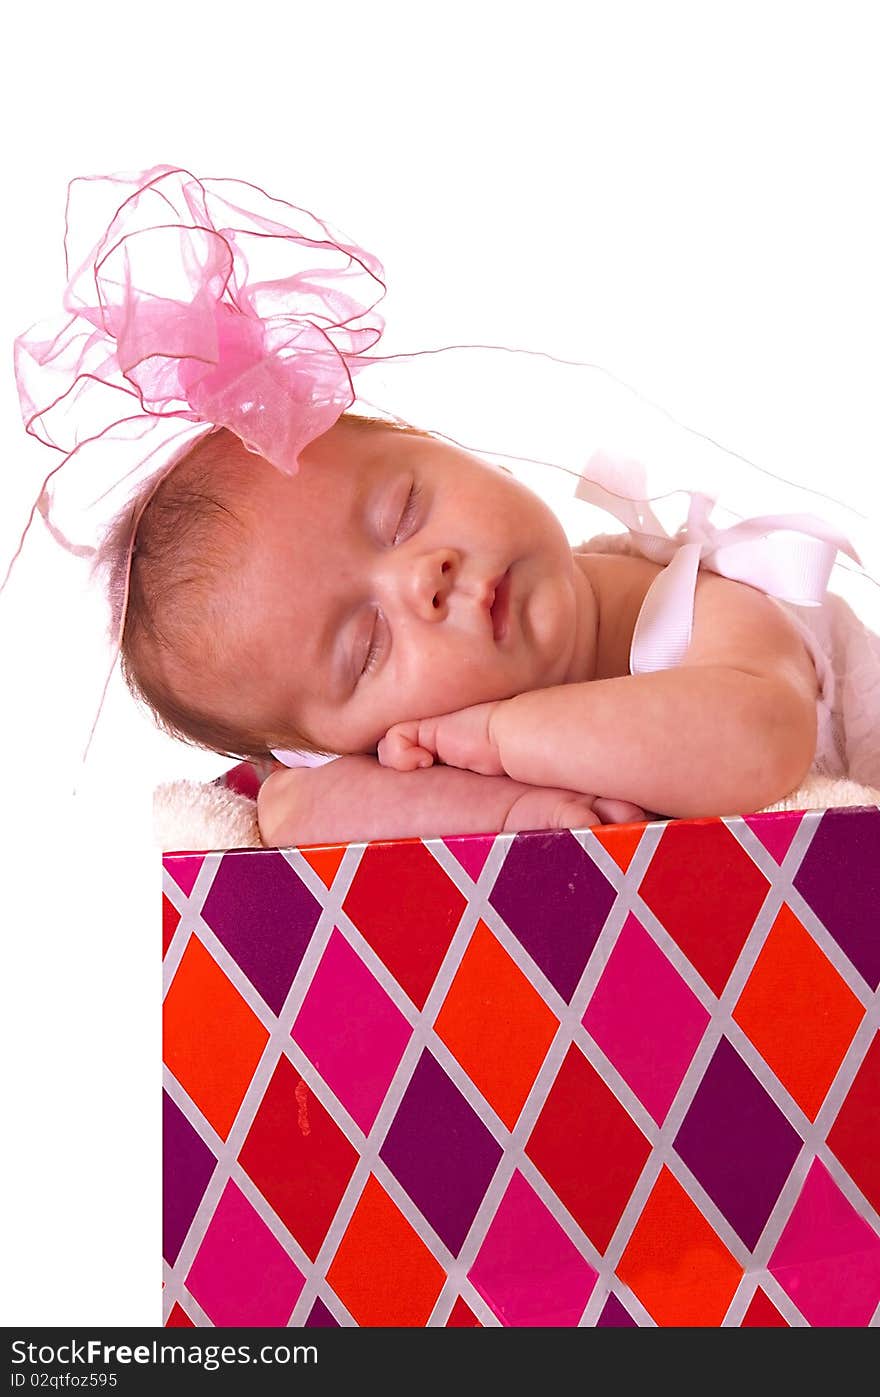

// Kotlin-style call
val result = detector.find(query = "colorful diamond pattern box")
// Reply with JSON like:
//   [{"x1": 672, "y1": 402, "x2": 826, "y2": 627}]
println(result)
[{"x1": 162, "y1": 806, "x2": 880, "y2": 1327}]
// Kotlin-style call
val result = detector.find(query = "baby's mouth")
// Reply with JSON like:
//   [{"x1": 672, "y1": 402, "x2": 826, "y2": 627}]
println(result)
[{"x1": 490, "y1": 568, "x2": 512, "y2": 641}]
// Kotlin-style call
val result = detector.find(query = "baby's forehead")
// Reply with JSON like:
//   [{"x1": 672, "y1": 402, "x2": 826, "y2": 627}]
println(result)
[
  {"x1": 253, "y1": 425, "x2": 413, "y2": 530},
  {"x1": 227, "y1": 429, "x2": 409, "y2": 636}
]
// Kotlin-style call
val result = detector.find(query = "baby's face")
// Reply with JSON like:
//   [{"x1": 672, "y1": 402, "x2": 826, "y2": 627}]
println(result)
[{"x1": 221, "y1": 420, "x2": 591, "y2": 753}]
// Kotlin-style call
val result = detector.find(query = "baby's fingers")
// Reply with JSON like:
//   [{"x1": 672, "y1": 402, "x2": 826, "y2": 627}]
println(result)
[
  {"x1": 592, "y1": 797, "x2": 647, "y2": 825},
  {"x1": 552, "y1": 795, "x2": 601, "y2": 830},
  {"x1": 377, "y1": 725, "x2": 435, "y2": 772}
]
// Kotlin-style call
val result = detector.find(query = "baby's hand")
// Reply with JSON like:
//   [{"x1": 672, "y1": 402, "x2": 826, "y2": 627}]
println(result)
[
  {"x1": 503, "y1": 790, "x2": 647, "y2": 831},
  {"x1": 376, "y1": 721, "x2": 434, "y2": 772},
  {"x1": 378, "y1": 701, "x2": 504, "y2": 776},
  {"x1": 592, "y1": 797, "x2": 649, "y2": 824}
]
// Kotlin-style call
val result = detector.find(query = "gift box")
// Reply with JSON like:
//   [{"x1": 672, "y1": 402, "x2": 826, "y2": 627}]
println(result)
[{"x1": 162, "y1": 804, "x2": 880, "y2": 1327}]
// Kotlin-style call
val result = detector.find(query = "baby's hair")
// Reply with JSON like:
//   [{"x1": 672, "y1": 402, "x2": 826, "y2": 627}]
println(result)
[{"x1": 110, "y1": 413, "x2": 433, "y2": 763}]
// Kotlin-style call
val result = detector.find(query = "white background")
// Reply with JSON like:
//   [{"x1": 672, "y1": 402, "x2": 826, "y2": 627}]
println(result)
[{"x1": 1, "y1": 1, "x2": 878, "y2": 1325}]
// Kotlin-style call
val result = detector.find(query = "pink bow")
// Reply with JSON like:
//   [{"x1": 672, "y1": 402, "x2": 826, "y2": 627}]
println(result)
[{"x1": 12, "y1": 166, "x2": 388, "y2": 561}]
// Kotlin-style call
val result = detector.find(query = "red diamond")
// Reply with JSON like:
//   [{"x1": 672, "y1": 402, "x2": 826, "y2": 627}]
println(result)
[
  {"x1": 826, "y1": 1033, "x2": 880, "y2": 1215},
  {"x1": 343, "y1": 841, "x2": 467, "y2": 1008},
  {"x1": 741, "y1": 1287, "x2": 788, "y2": 1326},
  {"x1": 162, "y1": 894, "x2": 181, "y2": 957},
  {"x1": 526, "y1": 1044, "x2": 651, "y2": 1253},
  {"x1": 165, "y1": 1302, "x2": 195, "y2": 1328},
  {"x1": 239, "y1": 1056, "x2": 358, "y2": 1261},
  {"x1": 638, "y1": 819, "x2": 771, "y2": 994},
  {"x1": 446, "y1": 1296, "x2": 481, "y2": 1326}
]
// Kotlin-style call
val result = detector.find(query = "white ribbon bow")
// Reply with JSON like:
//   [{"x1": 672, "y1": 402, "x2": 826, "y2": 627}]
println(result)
[{"x1": 575, "y1": 450, "x2": 862, "y2": 674}]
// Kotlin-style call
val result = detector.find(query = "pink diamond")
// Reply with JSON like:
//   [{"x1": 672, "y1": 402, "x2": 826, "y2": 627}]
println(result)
[
  {"x1": 443, "y1": 833, "x2": 494, "y2": 882},
  {"x1": 468, "y1": 1171, "x2": 597, "y2": 1326},
  {"x1": 769, "y1": 1159, "x2": 880, "y2": 1326},
  {"x1": 743, "y1": 809, "x2": 803, "y2": 864},
  {"x1": 292, "y1": 928, "x2": 412, "y2": 1132},
  {"x1": 583, "y1": 913, "x2": 710, "y2": 1124},
  {"x1": 186, "y1": 1181, "x2": 304, "y2": 1325},
  {"x1": 165, "y1": 853, "x2": 205, "y2": 897}
]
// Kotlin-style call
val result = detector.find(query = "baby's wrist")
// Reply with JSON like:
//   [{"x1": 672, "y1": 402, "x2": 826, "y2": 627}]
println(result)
[{"x1": 486, "y1": 696, "x2": 515, "y2": 768}]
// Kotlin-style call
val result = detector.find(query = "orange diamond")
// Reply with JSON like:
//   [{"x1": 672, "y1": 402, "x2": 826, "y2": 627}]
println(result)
[
  {"x1": 733, "y1": 903, "x2": 864, "y2": 1120},
  {"x1": 327, "y1": 1174, "x2": 445, "y2": 1326},
  {"x1": 435, "y1": 921, "x2": 558, "y2": 1129},
  {"x1": 164, "y1": 935, "x2": 269, "y2": 1139},
  {"x1": 617, "y1": 1167, "x2": 743, "y2": 1325}
]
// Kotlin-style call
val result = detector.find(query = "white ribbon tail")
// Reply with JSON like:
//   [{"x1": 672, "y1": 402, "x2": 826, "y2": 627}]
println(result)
[
  {"x1": 630, "y1": 542, "x2": 702, "y2": 674},
  {"x1": 574, "y1": 452, "x2": 670, "y2": 538}
]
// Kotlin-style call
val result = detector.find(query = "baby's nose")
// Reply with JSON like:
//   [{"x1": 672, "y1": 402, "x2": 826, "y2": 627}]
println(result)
[{"x1": 407, "y1": 548, "x2": 459, "y2": 620}]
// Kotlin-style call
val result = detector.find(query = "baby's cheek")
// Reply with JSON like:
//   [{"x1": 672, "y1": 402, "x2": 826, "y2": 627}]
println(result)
[
  {"x1": 384, "y1": 654, "x2": 469, "y2": 723},
  {"x1": 425, "y1": 666, "x2": 511, "y2": 716},
  {"x1": 521, "y1": 578, "x2": 574, "y2": 668},
  {"x1": 382, "y1": 628, "x2": 523, "y2": 729}
]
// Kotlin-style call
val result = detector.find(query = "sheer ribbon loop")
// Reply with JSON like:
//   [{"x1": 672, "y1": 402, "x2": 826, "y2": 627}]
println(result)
[{"x1": 11, "y1": 165, "x2": 389, "y2": 565}]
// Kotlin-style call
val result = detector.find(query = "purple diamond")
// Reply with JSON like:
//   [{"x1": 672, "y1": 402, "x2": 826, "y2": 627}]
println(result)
[
  {"x1": 305, "y1": 1297, "x2": 339, "y2": 1327},
  {"x1": 163, "y1": 1091, "x2": 217, "y2": 1266},
  {"x1": 674, "y1": 1037, "x2": 802, "y2": 1250},
  {"x1": 489, "y1": 830, "x2": 617, "y2": 1001},
  {"x1": 201, "y1": 850, "x2": 322, "y2": 1013},
  {"x1": 380, "y1": 1051, "x2": 502, "y2": 1256},
  {"x1": 597, "y1": 1291, "x2": 638, "y2": 1326},
  {"x1": 793, "y1": 808, "x2": 880, "y2": 990}
]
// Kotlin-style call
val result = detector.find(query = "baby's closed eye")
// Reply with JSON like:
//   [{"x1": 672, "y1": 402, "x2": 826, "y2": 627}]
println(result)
[
  {"x1": 392, "y1": 482, "x2": 423, "y2": 543},
  {"x1": 358, "y1": 608, "x2": 386, "y2": 677}
]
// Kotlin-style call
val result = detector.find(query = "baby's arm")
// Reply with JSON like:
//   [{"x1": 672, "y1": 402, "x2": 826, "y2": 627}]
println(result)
[
  {"x1": 257, "y1": 755, "x2": 644, "y2": 848},
  {"x1": 379, "y1": 575, "x2": 819, "y2": 819}
]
